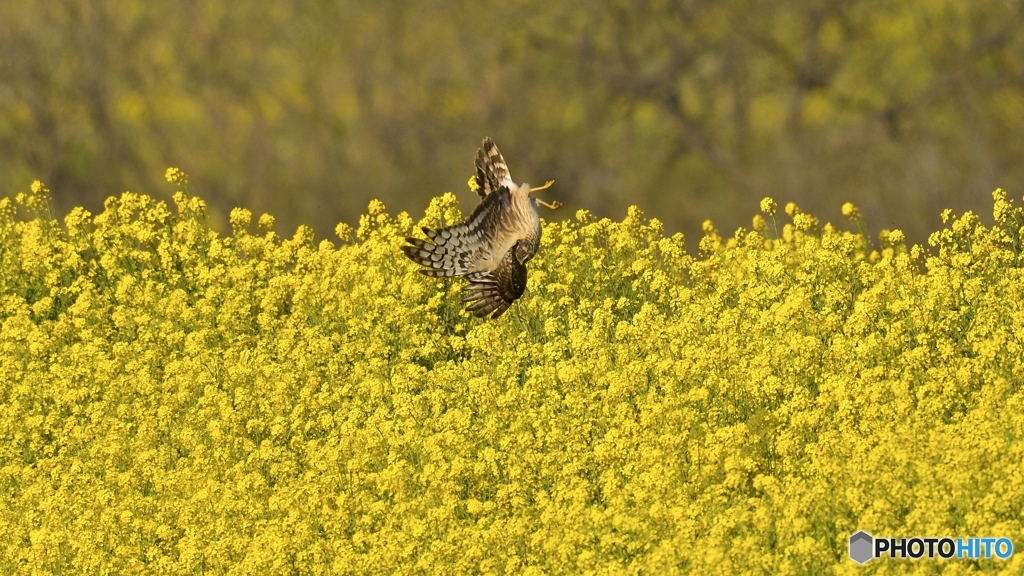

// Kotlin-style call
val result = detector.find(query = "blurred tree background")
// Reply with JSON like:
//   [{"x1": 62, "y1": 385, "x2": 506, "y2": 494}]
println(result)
[{"x1": 2, "y1": 0, "x2": 1023, "y2": 246}]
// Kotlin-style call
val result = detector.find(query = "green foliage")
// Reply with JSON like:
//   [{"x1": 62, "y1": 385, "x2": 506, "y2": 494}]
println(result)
[{"x1": 1, "y1": 0, "x2": 1023, "y2": 245}]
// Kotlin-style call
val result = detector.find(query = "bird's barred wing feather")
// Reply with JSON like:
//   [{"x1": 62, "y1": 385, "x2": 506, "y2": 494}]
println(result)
[
  {"x1": 402, "y1": 187, "x2": 510, "y2": 277},
  {"x1": 461, "y1": 242, "x2": 527, "y2": 319},
  {"x1": 472, "y1": 137, "x2": 512, "y2": 198}
]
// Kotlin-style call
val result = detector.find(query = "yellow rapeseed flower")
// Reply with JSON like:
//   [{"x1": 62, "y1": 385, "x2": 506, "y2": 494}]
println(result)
[
  {"x1": 164, "y1": 166, "x2": 188, "y2": 185},
  {"x1": 1, "y1": 177, "x2": 1022, "y2": 574}
]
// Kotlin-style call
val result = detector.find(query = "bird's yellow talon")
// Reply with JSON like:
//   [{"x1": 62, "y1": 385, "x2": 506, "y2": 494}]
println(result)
[{"x1": 530, "y1": 180, "x2": 555, "y2": 193}]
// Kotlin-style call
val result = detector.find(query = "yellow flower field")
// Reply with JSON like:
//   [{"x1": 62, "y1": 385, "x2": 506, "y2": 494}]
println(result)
[{"x1": 1, "y1": 172, "x2": 1023, "y2": 574}]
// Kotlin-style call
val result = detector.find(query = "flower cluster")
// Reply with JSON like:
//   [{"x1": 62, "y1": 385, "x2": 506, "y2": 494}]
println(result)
[{"x1": 1, "y1": 179, "x2": 1023, "y2": 573}]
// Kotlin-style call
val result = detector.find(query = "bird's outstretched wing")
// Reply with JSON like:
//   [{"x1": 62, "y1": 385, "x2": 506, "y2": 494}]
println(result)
[
  {"x1": 471, "y1": 137, "x2": 512, "y2": 198},
  {"x1": 402, "y1": 186, "x2": 510, "y2": 277},
  {"x1": 461, "y1": 242, "x2": 527, "y2": 319}
]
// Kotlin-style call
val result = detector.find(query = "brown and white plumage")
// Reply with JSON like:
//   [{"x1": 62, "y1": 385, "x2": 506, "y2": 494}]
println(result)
[
  {"x1": 461, "y1": 241, "x2": 529, "y2": 318},
  {"x1": 472, "y1": 138, "x2": 513, "y2": 198},
  {"x1": 403, "y1": 137, "x2": 557, "y2": 319}
]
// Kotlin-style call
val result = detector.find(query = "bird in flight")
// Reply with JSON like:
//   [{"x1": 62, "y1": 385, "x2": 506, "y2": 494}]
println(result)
[{"x1": 403, "y1": 137, "x2": 560, "y2": 319}]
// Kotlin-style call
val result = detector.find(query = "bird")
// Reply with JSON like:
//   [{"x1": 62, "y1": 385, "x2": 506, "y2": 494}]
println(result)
[{"x1": 402, "y1": 137, "x2": 560, "y2": 319}]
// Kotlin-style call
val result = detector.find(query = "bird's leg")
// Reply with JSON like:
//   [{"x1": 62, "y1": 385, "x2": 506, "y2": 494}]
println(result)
[
  {"x1": 531, "y1": 180, "x2": 559, "y2": 209},
  {"x1": 530, "y1": 180, "x2": 555, "y2": 192}
]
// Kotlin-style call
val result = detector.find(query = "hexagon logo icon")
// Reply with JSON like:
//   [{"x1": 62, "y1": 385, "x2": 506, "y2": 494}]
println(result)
[{"x1": 849, "y1": 531, "x2": 874, "y2": 564}]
